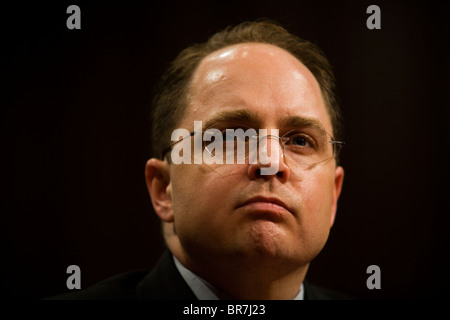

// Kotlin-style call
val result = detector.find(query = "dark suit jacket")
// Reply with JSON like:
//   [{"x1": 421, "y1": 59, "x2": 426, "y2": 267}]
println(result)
[{"x1": 51, "y1": 250, "x2": 350, "y2": 300}]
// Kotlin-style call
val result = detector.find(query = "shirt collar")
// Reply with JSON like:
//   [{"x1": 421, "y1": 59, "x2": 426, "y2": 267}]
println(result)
[{"x1": 173, "y1": 255, "x2": 304, "y2": 300}]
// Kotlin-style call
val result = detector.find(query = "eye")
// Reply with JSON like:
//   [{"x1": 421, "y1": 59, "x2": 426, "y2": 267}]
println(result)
[
  {"x1": 221, "y1": 127, "x2": 255, "y2": 142},
  {"x1": 285, "y1": 132, "x2": 316, "y2": 149},
  {"x1": 223, "y1": 130, "x2": 236, "y2": 142},
  {"x1": 292, "y1": 136, "x2": 307, "y2": 147}
]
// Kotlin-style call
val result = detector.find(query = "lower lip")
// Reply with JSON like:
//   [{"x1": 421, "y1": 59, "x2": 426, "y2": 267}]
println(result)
[{"x1": 239, "y1": 202, "x2": 290, "y2": 220}]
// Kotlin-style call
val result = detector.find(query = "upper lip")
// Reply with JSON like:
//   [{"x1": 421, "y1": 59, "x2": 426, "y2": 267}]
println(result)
[{"x1": 238, "y1": 196, "x2": 291, "y2": 213}]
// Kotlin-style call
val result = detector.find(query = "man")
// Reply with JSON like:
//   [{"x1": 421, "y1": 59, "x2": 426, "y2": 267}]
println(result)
[{"x1": 54, "y1": 20, "x2": 347, "y2": 300}]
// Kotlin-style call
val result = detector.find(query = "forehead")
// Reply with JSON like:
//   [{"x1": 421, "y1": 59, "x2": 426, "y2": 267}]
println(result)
[{"x1": 184, "y1": 43, "x2": 332, "y2": 133}]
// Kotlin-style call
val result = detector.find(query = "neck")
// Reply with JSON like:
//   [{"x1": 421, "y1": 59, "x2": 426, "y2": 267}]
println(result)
[
  {"x1": 208, "y1": 263, "x2": 308, "y2": 300},
  {"x1": 171, "y1": 244, "x2": 308, "y2": 300}
]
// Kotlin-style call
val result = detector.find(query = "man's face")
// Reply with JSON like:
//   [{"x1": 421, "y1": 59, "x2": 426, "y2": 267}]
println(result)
[{"x1": 163, "y1": 43, "x2": 343, "y2": 268}]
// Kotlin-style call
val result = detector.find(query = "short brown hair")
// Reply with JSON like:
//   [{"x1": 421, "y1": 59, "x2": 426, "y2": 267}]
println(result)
[{"x1": 151, "y1": 20, "x2": 343, "y2": 159}]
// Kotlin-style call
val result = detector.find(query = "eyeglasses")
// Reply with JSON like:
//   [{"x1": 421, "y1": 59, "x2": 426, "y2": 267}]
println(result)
[{"x1": 161, "y1": 126, "x2": 345, "y2": 170}]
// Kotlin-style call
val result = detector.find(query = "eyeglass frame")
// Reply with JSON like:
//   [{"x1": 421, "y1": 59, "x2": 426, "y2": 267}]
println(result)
[{"x1": 161, "y1": 128, "x2": 345, "y2": 165}]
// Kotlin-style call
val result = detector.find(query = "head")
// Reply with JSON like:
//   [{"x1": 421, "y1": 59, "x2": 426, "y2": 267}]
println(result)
[{"x1": 146, "y1": 21, "x2": 344, "y2": 277}]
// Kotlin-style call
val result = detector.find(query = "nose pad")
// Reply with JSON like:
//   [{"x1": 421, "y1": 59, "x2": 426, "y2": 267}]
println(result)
[{"x1": 258, "y1": 136, "x2": 282, "y2": 169}]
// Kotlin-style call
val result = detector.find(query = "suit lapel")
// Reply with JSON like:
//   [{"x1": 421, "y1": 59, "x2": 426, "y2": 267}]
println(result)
[{"x1": 136, "y1": 250, "x2": 197, "y2": 300}]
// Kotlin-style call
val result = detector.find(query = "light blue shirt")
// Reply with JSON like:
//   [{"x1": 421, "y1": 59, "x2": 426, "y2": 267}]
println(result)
[{"x1": 173, "y1": 255, "x2": 304, "y2": 300}]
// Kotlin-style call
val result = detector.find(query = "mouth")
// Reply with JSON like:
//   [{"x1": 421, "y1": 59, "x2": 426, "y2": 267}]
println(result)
[{"x1": 237, "y1": 196, "x2": 293, "y2": 219}]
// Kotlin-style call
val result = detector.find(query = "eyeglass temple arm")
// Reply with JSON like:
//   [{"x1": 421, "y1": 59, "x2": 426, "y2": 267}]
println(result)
[
  {"x1": 161, "y1": 131, "x2": 197, "y2": 160},
  {"x1": 329, "y1": 140, "x2": 345, "y2": 146}
]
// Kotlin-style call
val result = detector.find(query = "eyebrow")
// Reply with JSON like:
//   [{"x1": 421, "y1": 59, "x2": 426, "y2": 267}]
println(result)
[
  {"x1": 280, "y1": 115, "x2": 327, "y2": 132},
  {"x1": 201, "y1": 109, "x2": 326, "y2": 132},
  {"x1": 202, "y1": 109, "x2": 261, "y2": 130}
]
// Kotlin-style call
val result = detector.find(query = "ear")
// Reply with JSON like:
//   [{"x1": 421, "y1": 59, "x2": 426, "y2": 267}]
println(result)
[
  {"x1": 330, "y1": 166, "x2": 344, "y2": 227},
  {"x1": 145, "y1": 158, "x2": 174, "y2": 222}
]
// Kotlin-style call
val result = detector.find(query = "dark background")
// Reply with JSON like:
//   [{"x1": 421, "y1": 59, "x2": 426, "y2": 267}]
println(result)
[{"x1": 1, "y1": 0, "x2": 449, "y2": 300}]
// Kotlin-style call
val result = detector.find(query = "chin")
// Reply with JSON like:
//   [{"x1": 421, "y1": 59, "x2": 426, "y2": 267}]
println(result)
[
  {"x1": 230, "y1": 222, "x2": 299, "y2": 261},
  {"x1": 235, "y1": 224, "x2": 325, "y2": 265}
]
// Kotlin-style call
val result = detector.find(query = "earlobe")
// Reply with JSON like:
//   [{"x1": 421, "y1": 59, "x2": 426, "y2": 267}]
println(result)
[
  {"x1": 145, "y1": 158, "x2": 174, "y2": 222},
  {"x1": 330, "y1": 166, "x2": 344, "y2": 227}
]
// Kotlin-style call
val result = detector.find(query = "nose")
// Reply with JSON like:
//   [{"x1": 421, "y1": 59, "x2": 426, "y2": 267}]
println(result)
[{"x1": 247, "y1": 135, "x2": 290, "y2": 182}]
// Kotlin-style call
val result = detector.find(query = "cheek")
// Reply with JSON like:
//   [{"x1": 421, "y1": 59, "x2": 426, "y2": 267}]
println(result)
[
  {"x1": 170, "y1": 166, "x2": 202, "y2": 218},
  {"x1": 298, "y1": 169, "x2": 335, "y2": 235},
  {"x1": 169, "y1": 165, "x2": 240, "y2": 224},
  {"x1": 169, "y1": 164, "x2": 246, "y2": 253}
]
